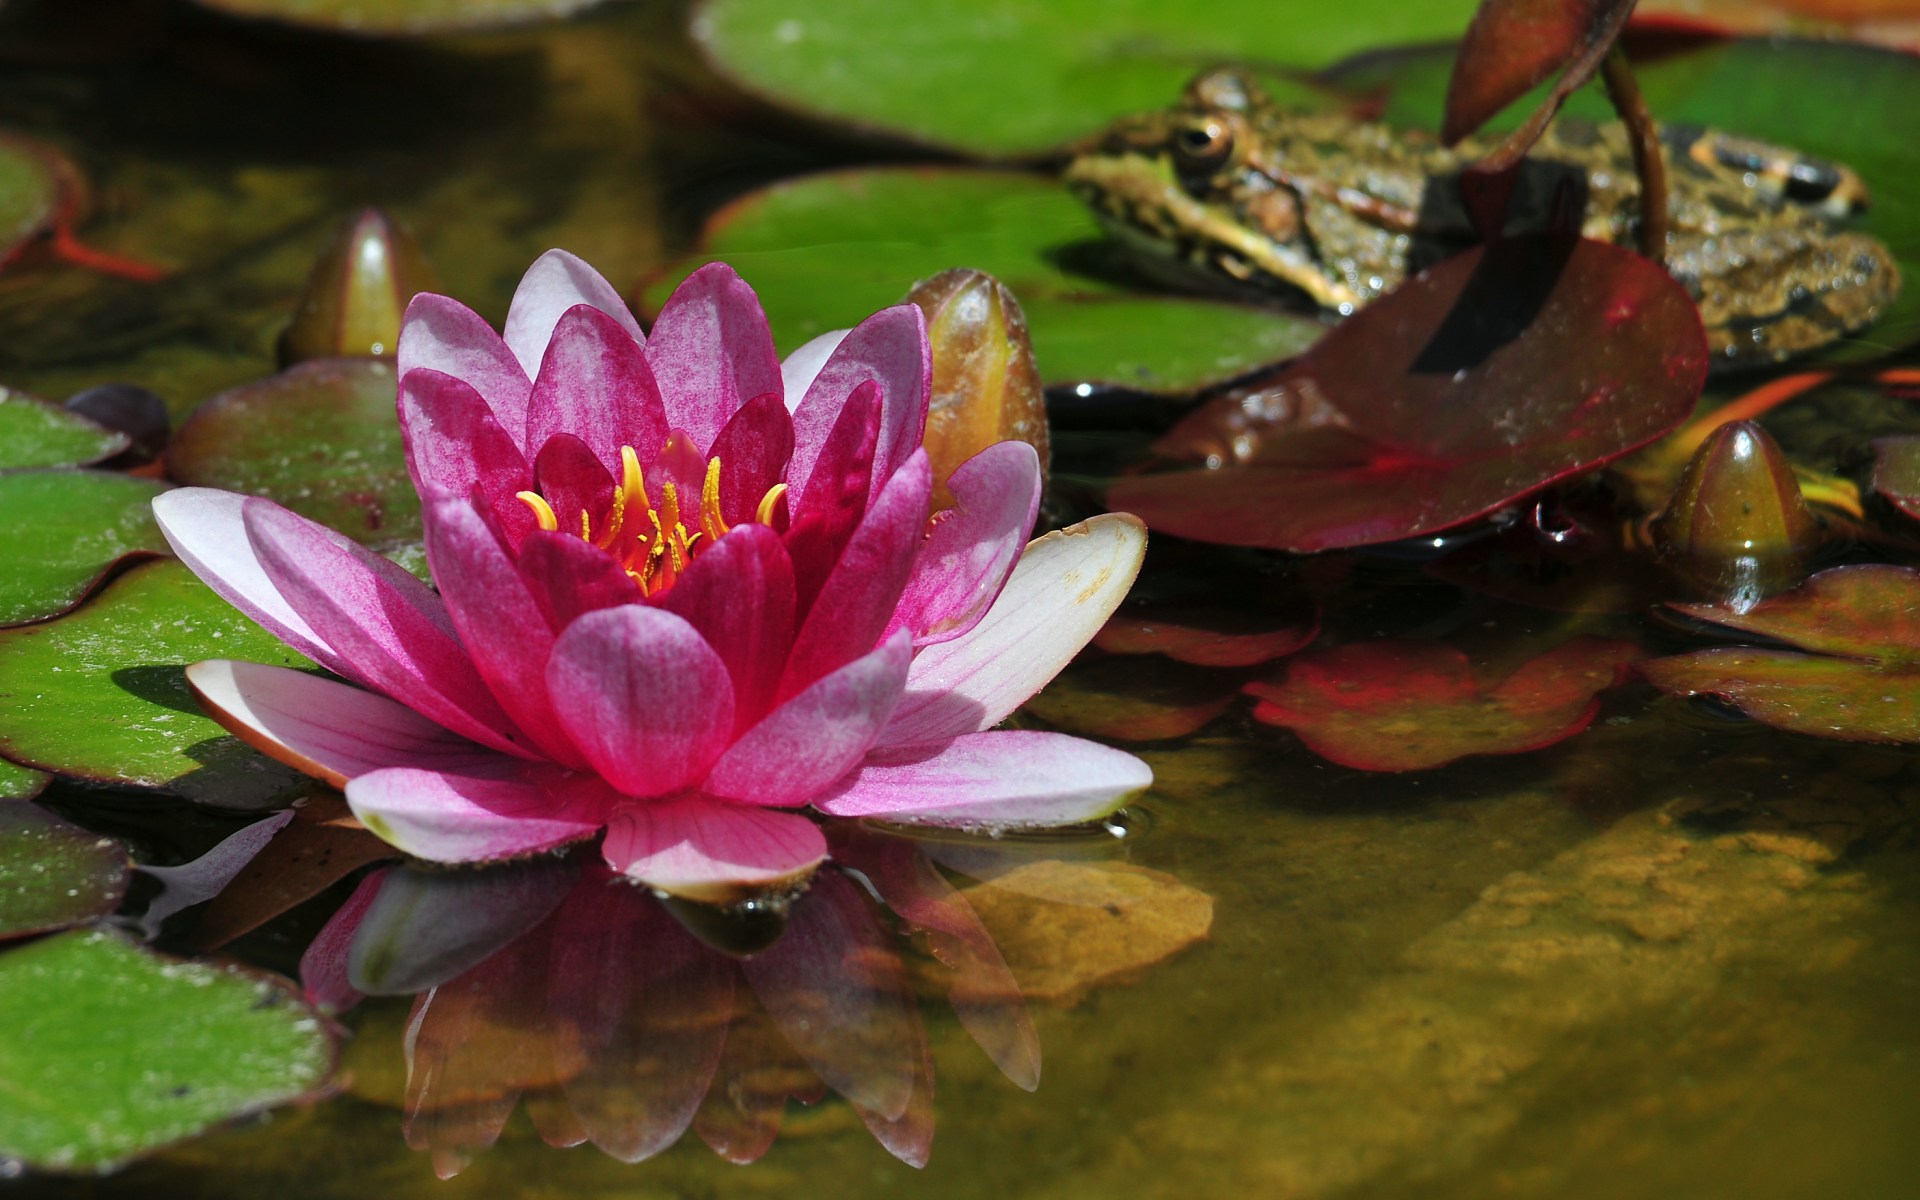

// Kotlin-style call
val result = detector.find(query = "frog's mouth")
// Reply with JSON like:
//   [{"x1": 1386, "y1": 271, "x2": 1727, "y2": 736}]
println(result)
[{"x1": 1064, "y1": 153, "x2": 1362, "y2": 313}]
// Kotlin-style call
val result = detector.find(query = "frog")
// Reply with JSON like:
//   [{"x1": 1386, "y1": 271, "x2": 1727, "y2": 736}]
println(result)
[{"x1": 1063, "y1": 68, "x2": 1901, "y2": 368}]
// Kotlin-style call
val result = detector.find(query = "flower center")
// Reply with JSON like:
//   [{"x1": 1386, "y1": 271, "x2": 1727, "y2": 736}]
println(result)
[{"x1": 515, "y1": 445, "x2": 786, "y2": 597}]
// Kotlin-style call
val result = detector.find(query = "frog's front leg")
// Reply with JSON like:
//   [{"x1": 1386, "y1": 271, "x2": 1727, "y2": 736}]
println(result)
[{"x1": 1666, "y1": 225, "x2": 1900, "y2": 367}]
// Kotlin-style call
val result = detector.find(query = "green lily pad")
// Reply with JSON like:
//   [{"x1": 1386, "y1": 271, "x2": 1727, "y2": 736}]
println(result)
[
  {"x1": 648, "y1": 168, "x2": 1325, "y2": 394},
  {"x1": 691, "y1": 0, "x2": 1479, "y2": 157},
  {"x1": 0, "y1": 470, "x2": 171, "y2": 627},
  {"x1": 0, "y1": 928, "x2": 335, "y2": 1172},
  {"x1": 187, "y1": 0, "x2": 612, "y2": 34},
  {"x1": 1337, "y1": 38, "x2": 1920, "y2": 359},
  {"x1": 167, "y1": 360, "x2": 419, "y2": 545},
  {"x1": 1642, "y1": 564, "x2": 1920, "y2": 742},
  {"x1": 0, "y1": 759, "x2": 48, "y2": 801},
  {"x1": 1245, "y1": 635, "x2": 1642, "y2": 770},
  {"x1": 0, "y1": 388, "x2": 128, "y2": 470},
  {"x1": 0, "y1": 803, "x2": 130, "y2": 940},
  {"x1": 0, "y1": 559, "x2": 311, "y2": 807}
]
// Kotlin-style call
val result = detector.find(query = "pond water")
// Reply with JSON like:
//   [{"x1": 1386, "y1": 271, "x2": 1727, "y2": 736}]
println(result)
[{"x1": 3, "y1": 1, "x2": 1920, "y2": 1197}]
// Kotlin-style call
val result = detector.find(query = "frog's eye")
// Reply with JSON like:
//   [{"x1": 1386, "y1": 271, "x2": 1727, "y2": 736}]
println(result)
[{"x1": 1173, "y1": 118, "x2": 1234, "y2": 172}]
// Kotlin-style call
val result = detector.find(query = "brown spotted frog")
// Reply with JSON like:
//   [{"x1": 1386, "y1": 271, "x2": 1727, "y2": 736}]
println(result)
[{"x1": 1064, "y1": 68, "x2": 1900, "y2": 368}]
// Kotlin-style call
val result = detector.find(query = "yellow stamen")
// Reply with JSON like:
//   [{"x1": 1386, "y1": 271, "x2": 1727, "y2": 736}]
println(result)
[
  {"x1": 579, "y1": 509, "x2": 592, "y2": 541},
  {"x1": 515, "y1": 491, "x2": 558, "y2": 532},
  {"x1": 755, "y1": 483, "x2": 788, "y2": 527},
  {"x1": 700, "y1": 457, "x2": 729, "y2": 543}
]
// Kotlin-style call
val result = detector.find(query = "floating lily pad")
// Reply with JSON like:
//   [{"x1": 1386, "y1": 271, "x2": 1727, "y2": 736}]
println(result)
[
  {"x1": 647, "y1": 168, "x2": 1325, "y2": 394},
  {"x1": 0, "y1": 388, "x2": 128, "y2": 470},
  {"x1": 167, "y1": 360, "x2": 417, "y2": 545},
  {"x1": 0, "y1": 758, "x2": 48, "y2": 801},
  {"x1": 0, "y1": 470, "x2": 171, "y2": 627},
  {"x1": 691, "y1": 0, "x2": 1479, "y2": 157},
  {"x1": 1109, "y1": 236, "x2": 1707, "y2": 551},
  {"x1": 1094, "y1": 604, "x2": 1318, "y2": 667},
  {"x1": 0, "y1": 803, "x2": 130, "y2": 940},
  {"x1": 188, "y1": 0, "x2": 613, "y2": 34},
  {"x1": 0, "y1": 559, "x2": 311, "y2": 806},
  {"x1": 1245, "y1": 635, "x2": 1641, "y2": 770},
  {"x1": 1642, "y1": 564, "x2": 1920, "y2": 742},
  {"x1": 0, "y1": 928, "x2": 335, "y2": 1173}
]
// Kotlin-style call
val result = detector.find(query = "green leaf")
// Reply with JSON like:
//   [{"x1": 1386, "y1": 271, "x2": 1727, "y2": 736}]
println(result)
[
  {"x1": 167, "y1": 360, "x2": 419, "y2": 545},
  {"x1": 0, "y1": 134, "x2": 60, "y2": 261},
  {"x1": 0, "y1": 470, "x2": 171, "y2": 627},
  {"x1": 185, "y1": 0, "x2": 611, "y2": 33},
  {"x1": 0, "y1": 803, "x2": 129, "y2": 940},
  {"x1": 0, "y1": 559, "x2": 311, "y2": 807},
  {"x1": 0, "y1": 759, "x2": 48, "y2": 801},
  {"x1": 0, "y1": 389, "x2": 128, "y2": 470},
  {"x1": 0, "y1": 928, "x2": 335, "y2": 1172},
  {"x1": 648, "y1": 168, "x2": 1325, "y2": 393},
  {"x1": 691, "y1": 0, "x2": 1479, "y2": 156}
]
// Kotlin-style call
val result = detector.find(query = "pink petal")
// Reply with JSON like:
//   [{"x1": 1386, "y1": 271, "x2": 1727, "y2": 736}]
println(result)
[
  {"x1": 547, "y1": 879, "x2": 732, "y2": 1163},
  {"x1": 785, "y1": 379, "x2": 881, "y2": 609},
  {"x1": 888, "y1": 440, "x2": 1041, "y2": 646},
  {"x1": 546, "y1": 606, "x2": 735, "y2": 797},
  {"x1": 704, "y1": 630, "x2": 911, "y2": 807},
  {"x1": 530, "y1": 433, "x2": 614, "y2": 538},
  {"x1": 706, "y1": 394, "x2": 794, "y2": 527},
  {"x1": 185, "y1": 660, "x2": 497, "y2": 789},
  {"x1": 780, "y1": 449, "x2": 931, "y2": 700},
  {"x1": 601, "y1": 798, "x2": 825, "y2": 901},
  {"x1": 880, "y1": 512, "x2": 1146, "y2": 746},
  {"x1": 778, "y1": 328, "x2": 849, "y2": 408},
  {"x1": 137, "y1": 810, "x2": 295, "y2": 939},
  {"x1": 645, "y1": 263, "x2": 782, "y2": 451},
  {"x1": 345, "y1": 762, "x2": 612, "y2": 863},
  {"x1": 524, "y1": 303, "x2": 668, "y2": 470},
  {"x1": 152, "y1": 488, "x2": 341, "y2": 671},
  {"x1": 396, "y1": 293, "x2": 532, "y2": 440},
  {"x1": 817, "y1": 730, "x2": 1151, "y2": 825},
  {"x1": 786, "y1": 304, "x2": 930, "y2": 511},
  {"x1": 854, "y1": 1017, "x2": 933, "y2": 1168},
  {"x1": 739, "y1": 871, "x2": 917, "y2": 1121},
  {"x1": 421, "y1": 495, "x2": 584, "y2": 766},
  {"x1": 399, "y1": 368, "x2": 535, "y2": 543},
  {"x1": 515, "y1": 530, "x2": 642, "y2": 629},
  {"x1": 502, "y1": 249, "x2": 645, "y2": 380},
  {"x1": 243, "y1": 499, "x2": 530, "y2": 757},
  {"x1": 301, "y1": 866, "x2": 389, "y2": 1013},
  {"x1": 652, "y1": 524, "x2": 795, "y2": 734}
]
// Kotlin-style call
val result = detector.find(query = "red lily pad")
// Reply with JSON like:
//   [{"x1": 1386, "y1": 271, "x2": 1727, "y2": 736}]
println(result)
[
  {"x1": 1443, "y1": 0, "x2": 1638, "y2": 147},
  {"x1": 1107, "y1": 235, "x2": 1708, "y2": 552},
  {"x1": 167, "y1": 360, "x2": 418, "y2": 545},
  {"x1": 1244, "y1": 635, "x2": 1642, "y2": 771},
  {"x1": 1642, "y1": 564, "x2": 1920, "y2": 742},
  {"x1": 1869, "y1": 436, "x2": 1920, "y2": 522},
  {"x1": 186, "y1": 0, "x2": 613, "y2": 33},
  {"x1": 0, "y1": 803, "x2": 130, "y2": 940}
]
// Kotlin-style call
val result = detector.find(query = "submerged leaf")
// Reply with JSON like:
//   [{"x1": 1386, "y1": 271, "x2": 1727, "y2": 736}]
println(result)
[
  {"x1": 1246, "y1": 636, "x2": 1641, "y2": 771},
  {"x1": 1110, "y1": 236, "x2": 1707, "y2": 552},
  {"x1": 1643, "y1": 565, "x2": 1920, "y2": 742}
]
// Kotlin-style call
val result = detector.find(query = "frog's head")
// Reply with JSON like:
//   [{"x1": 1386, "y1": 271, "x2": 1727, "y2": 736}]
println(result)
[{"x1": 1065, "y1": 68, "x2": 1352, "y2": 310}]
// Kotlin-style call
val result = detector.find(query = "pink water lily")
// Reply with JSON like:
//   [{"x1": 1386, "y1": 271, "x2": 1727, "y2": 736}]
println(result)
[{"x1": 154, "y1": 251, "x2": 1150, "y2": 900}]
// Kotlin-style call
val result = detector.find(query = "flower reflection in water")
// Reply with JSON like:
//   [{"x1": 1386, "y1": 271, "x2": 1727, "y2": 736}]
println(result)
[{"x1": 302, "y1": 825, "x2": 1195, "y2": 1177}]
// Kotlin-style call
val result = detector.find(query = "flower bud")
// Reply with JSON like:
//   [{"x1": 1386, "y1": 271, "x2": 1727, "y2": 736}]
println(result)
[
  {"x1": 904, "y1": 269, "x2": 1050, "y2": 511},
  {"x1": 1650, "y1": 419, "x2": 1819, "y2": 613},
  {"x1": 280, "y1": 208, "x2": 439, "y2": 365}
]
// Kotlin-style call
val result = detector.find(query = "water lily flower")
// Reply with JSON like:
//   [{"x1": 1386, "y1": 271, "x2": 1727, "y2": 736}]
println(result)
[{"x1": 154, "y1": 251, "x2": 1150, "y2": 900}]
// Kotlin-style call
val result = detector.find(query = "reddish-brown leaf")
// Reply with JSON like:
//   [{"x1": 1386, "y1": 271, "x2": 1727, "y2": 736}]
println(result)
[{"x1": 1245, "y1": 635, "x2": 1642, "y2": 771}]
